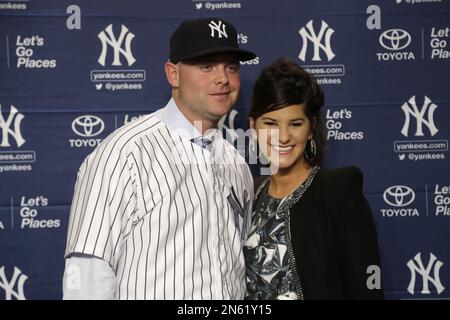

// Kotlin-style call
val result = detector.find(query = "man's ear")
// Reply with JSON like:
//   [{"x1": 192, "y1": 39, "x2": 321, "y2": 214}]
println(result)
[
  {"x1": 165, "y1": 61, "x2": 179, "y2": 88},
  {"x1": 249, "y1": 117, "x2": 257, "y2": 140},
  {"x1": 249, "y1": 117, "x2": 255, "y2": 130}
]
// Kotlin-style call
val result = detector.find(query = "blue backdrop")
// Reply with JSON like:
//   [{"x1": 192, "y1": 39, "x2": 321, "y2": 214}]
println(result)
[{"x1": 0, "y1": 0, "x2": 449, "y2": 300}]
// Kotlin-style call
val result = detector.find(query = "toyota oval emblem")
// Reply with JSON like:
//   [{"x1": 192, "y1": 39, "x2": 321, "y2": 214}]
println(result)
[
  {"x1": 379, "y1": 29, "x2": 411, "y2": 51},
  {"x1": 383, "y1": 185, "x2": 415, "y2": 207},
  {"x1": 72, "y1": 115, "x2": 105, "y2": 138}
]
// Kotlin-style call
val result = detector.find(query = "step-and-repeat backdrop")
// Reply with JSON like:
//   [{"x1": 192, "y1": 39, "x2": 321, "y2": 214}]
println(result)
[{"x1": 1, "y1": 0, "x2": 449, "y2": 300}]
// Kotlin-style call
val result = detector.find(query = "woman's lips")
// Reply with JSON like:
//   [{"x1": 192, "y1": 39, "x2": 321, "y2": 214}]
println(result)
[{"x1": 270, "y1": 145, "x2": 295, "y2": 155}]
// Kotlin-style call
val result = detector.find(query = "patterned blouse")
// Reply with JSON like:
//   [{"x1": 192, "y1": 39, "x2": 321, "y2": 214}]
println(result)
[{"x1": 244, "y1": 166, "x2": 319, "y2": 300}]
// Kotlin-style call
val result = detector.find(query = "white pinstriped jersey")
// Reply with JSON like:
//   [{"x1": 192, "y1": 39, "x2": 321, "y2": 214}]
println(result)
[{"x1": 65, "y1": 99, "x2": 254, "y2": 299}]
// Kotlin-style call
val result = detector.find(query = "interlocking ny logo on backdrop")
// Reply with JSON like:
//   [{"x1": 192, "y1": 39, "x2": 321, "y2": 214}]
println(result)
[
  {"x1": 401, "y1": 96, "x2": 438, "y2": 137},
  {"x1": 298, "y1": 20, "x2": 335, "y2": 62},
  {"x1": 407, "y1": 252, "x2": 445, "y2": 295},
  {"x1": 0, "y1": 105, "x2": 25, "y2": 148},
  {"x1": 0, "y1": 266, "x2": 28, "y2": 300},
  {"x1": 208, "y1": 20, "x2": 228, "y2": 38},
  {"x1": 98, "y1": 24, "x2": 136, "y2": 67}
]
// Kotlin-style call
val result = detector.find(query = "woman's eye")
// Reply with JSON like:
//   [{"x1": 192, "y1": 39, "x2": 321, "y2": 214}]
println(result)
[
  {"x1": 263, "y1": 122, "x2": 276, "y2": 126},
  {"x1": 291, "y1": 122, "x2": 303, "y2": 127}
]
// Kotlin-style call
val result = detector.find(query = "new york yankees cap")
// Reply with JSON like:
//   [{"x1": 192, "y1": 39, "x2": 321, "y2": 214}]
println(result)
[{"x1": 169, "y1": 18, "x2": 256, "y2": 64}]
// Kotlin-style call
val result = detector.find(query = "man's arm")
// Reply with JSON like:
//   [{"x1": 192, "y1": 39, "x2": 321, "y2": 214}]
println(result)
[{"x1": 63, "y1": 254, "x2": 116, "y2": 300}]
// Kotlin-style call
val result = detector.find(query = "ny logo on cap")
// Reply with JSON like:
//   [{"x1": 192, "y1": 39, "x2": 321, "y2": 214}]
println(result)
[{"x1": 208, "y1": 20, "x2": 228, "y2": 38}]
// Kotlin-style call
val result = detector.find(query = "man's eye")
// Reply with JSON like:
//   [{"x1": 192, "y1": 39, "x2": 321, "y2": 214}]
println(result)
[{"x1": 227, "y1": 65, "x2": 239, "y2": 72}]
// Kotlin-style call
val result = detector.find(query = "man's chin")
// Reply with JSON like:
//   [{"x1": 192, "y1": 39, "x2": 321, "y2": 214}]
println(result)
[{"x1": 212, "y1": 103, "x2": 233, "y2": 117}]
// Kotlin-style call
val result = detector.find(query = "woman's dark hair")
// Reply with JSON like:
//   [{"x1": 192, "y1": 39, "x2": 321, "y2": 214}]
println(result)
[{"x1": 250, "y1": 58, "x2": 325, "y2": 166}]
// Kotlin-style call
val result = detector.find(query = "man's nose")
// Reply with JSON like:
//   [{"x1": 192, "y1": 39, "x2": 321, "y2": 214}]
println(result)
[{"x1": 214, "y1": 66, "x2": 229, "y2": 85}]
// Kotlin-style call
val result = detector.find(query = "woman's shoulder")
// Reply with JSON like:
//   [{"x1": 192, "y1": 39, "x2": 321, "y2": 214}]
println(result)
[
  {"x1": 319, "y1": 165, "x2": 363, "y2": 180},
  {"x1": 317, "y1": 165, "x2": 364, "y2": 193}
]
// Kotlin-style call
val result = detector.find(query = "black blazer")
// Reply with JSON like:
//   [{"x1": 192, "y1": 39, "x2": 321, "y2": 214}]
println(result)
[{"x1": 255, "y1": 166, "x2": 384, "y2": 299}]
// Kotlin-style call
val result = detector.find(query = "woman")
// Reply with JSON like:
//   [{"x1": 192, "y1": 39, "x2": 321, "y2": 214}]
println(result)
[{"x1": 244, "y1": 58, "x2": 383, "y2": 300}]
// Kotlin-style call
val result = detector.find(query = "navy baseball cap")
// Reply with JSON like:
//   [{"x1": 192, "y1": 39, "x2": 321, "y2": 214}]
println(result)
[{"x1": 169, "y1": 18, "x2": 256, "y2": 63}]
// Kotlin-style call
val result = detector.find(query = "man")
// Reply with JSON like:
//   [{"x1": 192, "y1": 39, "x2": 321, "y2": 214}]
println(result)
[{"x1": 62, "y1": 18, "x2": 256, "y2": 300}]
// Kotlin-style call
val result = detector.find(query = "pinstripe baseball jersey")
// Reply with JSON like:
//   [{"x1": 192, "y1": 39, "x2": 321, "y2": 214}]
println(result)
[{"x1": 64, "y1": 98, "x2": 254, "y2": 299}]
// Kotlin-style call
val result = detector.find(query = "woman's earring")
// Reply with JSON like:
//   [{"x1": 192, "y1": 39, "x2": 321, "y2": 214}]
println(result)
[{"x1": 304, "y1": 138, "x2": 317, "y2": 161}]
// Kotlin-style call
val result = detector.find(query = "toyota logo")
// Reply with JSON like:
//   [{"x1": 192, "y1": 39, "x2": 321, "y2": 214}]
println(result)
[
  {"x1": 379, "y1": 29, "x2": 411, "y2": 51},
  {"x1": 72, "y1": 115, "x2": 105, "y2": 137},
  {"x1": 383, "y1": 185, "x2": 415, "y2": 207}
]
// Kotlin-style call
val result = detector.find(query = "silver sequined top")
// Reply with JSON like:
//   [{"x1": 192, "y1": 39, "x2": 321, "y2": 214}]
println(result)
[{"x1": 244, "y1": 166, "x2": 319, "y2": 300}]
